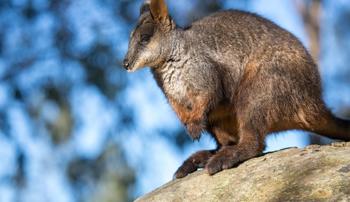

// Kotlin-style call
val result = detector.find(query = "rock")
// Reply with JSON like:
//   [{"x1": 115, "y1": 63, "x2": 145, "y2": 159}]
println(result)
[{"x1": 136, "y1": 143, "x2": 350, "y2": 202}]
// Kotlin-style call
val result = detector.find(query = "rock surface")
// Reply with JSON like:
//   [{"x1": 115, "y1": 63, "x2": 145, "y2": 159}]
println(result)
[{"x1": 136, "y1": 142, "x2": 350, "y2": 202}]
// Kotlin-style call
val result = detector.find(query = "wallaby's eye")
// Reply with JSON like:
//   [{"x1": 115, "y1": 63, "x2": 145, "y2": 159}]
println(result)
[{"x1": 140, "y1": 34, "x2": 151, "y2": 43}]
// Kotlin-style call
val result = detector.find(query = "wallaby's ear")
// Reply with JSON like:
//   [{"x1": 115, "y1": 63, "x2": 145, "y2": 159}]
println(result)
[
  {"x1": 149, "y1": 0, "x2": 169, "y2": 24},
  {"x1": 140, "y1": 1, "x2": 150, "y2": 15}
]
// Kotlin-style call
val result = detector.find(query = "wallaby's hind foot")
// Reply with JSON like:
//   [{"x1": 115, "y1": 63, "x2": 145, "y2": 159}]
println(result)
[{"x1": 205, "y1": 126, "x2": 264, "y2": 175}]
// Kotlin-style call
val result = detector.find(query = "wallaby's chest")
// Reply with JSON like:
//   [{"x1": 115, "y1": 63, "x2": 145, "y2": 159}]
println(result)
[
  {"x1": 152, "y1": 63, "x2": 207, "y2": 122},
  {"x1": 152, "y1": 63, "x2": 191, "y2": 102}
]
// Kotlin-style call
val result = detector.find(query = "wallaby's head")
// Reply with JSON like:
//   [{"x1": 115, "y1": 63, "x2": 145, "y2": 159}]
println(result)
[{"x1": 123, "y1": 0, "x2": 175, "y2": 72}]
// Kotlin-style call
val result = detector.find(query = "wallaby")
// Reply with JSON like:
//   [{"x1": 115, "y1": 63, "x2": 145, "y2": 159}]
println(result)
[{"x1": 123, "y1": 0, "x2": 350, "y2": 178}]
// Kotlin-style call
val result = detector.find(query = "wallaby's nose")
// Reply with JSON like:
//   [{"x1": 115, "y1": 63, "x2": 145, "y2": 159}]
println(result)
[{"x1": 123, "y1": 58, "x2": 130, "y2": 69}]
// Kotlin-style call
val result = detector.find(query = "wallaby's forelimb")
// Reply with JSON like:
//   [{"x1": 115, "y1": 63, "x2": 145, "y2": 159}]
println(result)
[{"x1": 174, "y1": 150, "x2": 216, "y2": 178}]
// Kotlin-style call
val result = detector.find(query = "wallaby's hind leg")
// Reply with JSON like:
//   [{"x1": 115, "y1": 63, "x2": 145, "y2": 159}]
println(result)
[
  {"x1": 174, "y1": 150, "x2": 216, "y2": 178},
  {"x1": 205, "y1": 123, "x2": 265, "y2": 175},
  {"x1": 205, "y1": 89, "x2": 268, "y2": 175}
]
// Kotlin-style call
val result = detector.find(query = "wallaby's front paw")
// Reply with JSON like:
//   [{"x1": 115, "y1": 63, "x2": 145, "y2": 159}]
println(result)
[
  {"x1": 174, "y1": 160, "x2": 197, "y2": 179},
  {"x1": 205, "y1": 148, "x2": 239, "y2": 175},
  {"x1": 174, "y1": 150, "x2": 215, "y2": 179}
]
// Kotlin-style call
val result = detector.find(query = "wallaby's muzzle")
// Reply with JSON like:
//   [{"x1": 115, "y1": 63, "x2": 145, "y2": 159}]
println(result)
[
  {"x1": 123, "y1": 58, "x2": 130, "y2": 70},
  {"x1": 123, "y1": 48, "x2": 140, "y2": 72},
  {"x1": 123, "y1": 52, "x2": 136, "y2": 72}
]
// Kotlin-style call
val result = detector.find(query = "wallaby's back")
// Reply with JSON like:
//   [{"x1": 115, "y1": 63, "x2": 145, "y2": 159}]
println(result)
[
  {"x1": 185, "y1": 10, "x2": 310, "y2": 64},
  {"x1": 183, "y1": 10, "x2": 322, "y2": 108}
]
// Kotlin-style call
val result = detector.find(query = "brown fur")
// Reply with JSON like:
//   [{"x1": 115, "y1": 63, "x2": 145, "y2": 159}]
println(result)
[
  {"x1": 208, "y1": 103, "x2": 238, "y2": 146},
  {"x1": 168, "y1": 93, "x2": 209, "y2": 140},
  {"x1": 150, "y1": 0, "x2": 168, "y2": 23}
]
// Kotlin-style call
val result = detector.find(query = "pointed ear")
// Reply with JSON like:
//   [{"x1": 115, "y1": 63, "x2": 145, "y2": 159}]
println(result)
[
  {"x1": 140, "y1": 0, "x2": 151, "y2": 15},
  {"x1": 140, "y1": 3, "x2": 150, "y2": 15},
  {"x1": 149, "y1": 0, "x2": 169, "y2": 24}
]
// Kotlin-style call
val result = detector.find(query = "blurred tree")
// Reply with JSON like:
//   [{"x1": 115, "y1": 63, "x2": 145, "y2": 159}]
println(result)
[
  {"x1": 0, "y1": 0, "x2": 136, "y2": 201},
  {"x1": 294, "y1": 0, "x2": 327, "y2": 145},
  {"x1": 295, "y1": 0, "x2": 321, "y2": 62},
  {"x1": 68, "y1": 144, "x2": 135, "y2": 202},
  {"x1": 333, "y1": 2, "x2": 350, "y2": 85}
]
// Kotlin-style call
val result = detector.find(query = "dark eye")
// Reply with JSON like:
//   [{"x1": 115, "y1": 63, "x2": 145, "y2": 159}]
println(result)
[{"x1": 140, "y1": 34, "x2": 151, "y2": 43}]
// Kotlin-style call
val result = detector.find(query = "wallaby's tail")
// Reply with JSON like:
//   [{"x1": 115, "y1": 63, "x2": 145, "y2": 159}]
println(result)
[{"x1": 312, "y1": 112, "x2": 350, "y2": 141}]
